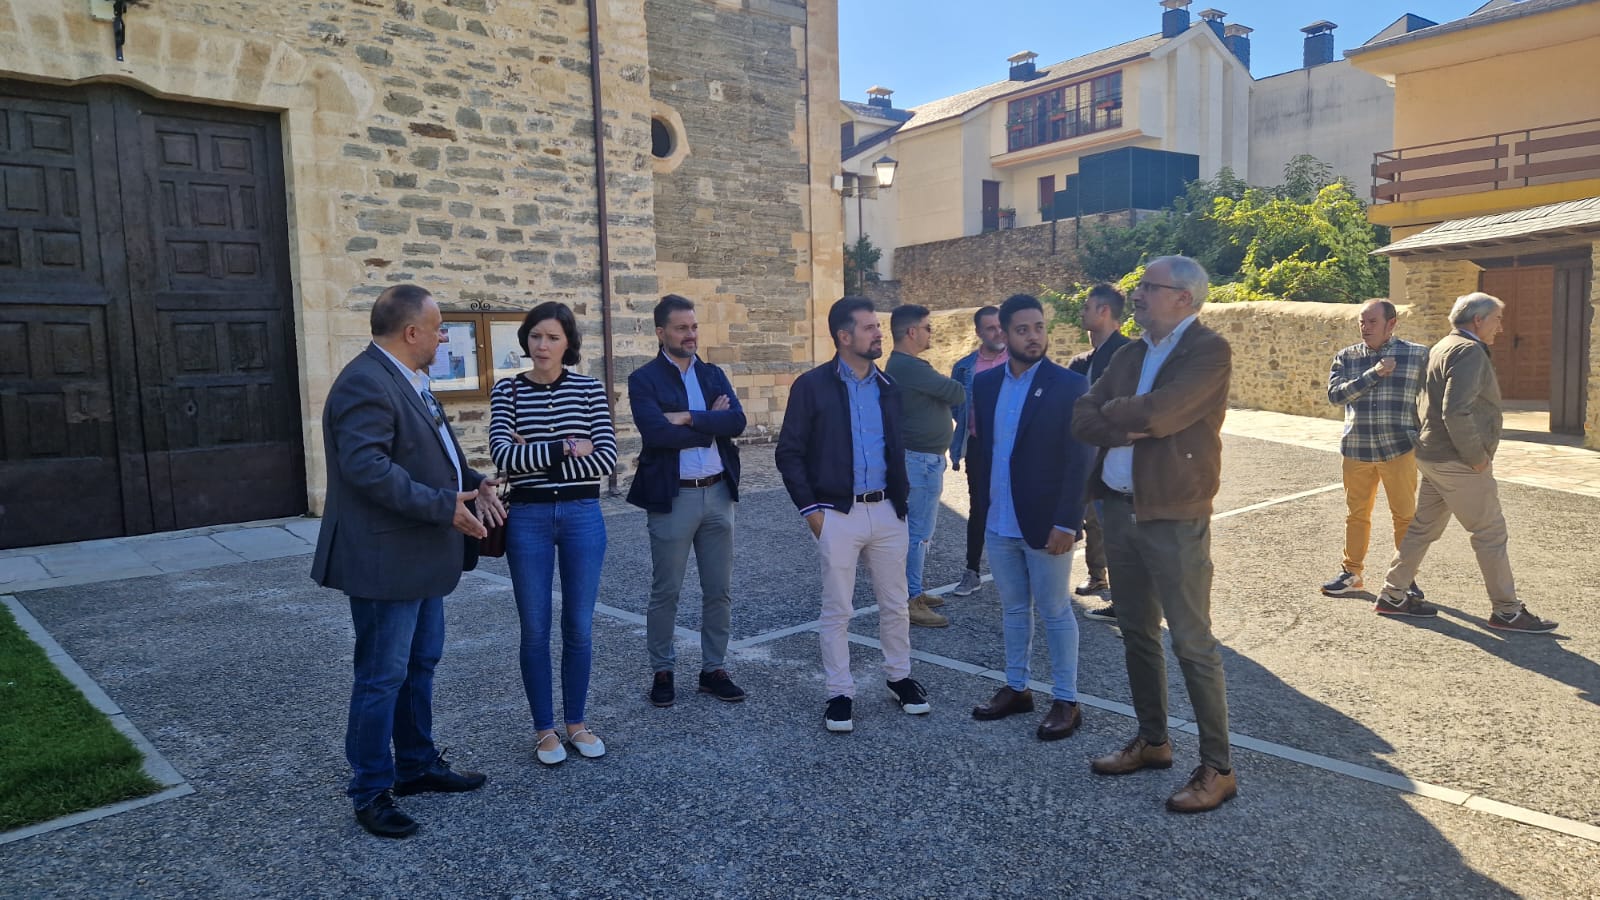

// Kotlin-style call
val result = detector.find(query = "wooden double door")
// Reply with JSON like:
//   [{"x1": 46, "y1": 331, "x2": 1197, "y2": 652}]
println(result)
[
  {"x1": 0, "y1": 80, "x2": 305, "y2": 549},
  {"x1": 1480, "y1": 261, "x2": 1593, "y2": 433}
]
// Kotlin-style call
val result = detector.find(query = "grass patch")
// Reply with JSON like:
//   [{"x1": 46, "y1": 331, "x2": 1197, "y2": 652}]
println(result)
[{"x1": 0, "y1": 604, "x2": 161, "y2": 832}]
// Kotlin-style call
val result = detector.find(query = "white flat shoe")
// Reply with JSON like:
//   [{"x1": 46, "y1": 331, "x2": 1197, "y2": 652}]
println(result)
[
  {"x1": 535, "y1": 733, "x2": 567, "y2": 766},
  {"x1": 567, "y1": 728, "x2": 606, "y2": 759}
]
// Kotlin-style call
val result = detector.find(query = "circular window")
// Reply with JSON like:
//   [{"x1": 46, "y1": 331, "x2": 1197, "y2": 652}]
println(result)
[
  {"x1": 651, "y1": 117, "x2": 674, "y2": 159},
  {"x1": 649, "y1": 104, "x2": 689, "y2": 174}
]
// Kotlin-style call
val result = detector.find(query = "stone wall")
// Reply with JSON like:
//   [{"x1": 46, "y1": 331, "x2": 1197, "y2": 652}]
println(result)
[
  {"x1": 0, "y1": 0, "x2": 839, "y2": 506},
  {"x1": 645, "y1": 0, "x2": 841, "y2": 443},
  {"x1": 891, "y1": 212, "x2": 1133, "y2": 310}
]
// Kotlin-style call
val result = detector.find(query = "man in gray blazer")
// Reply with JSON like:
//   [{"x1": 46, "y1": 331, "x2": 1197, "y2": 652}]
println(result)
[{"x1": 312, "y1": 284, "x2": 506, "y2": 838}]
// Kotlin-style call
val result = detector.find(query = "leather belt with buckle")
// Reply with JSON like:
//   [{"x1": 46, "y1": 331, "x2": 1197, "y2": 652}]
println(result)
[
  {"x1": 855, "y1": 490, "x2": 886, "y2": 503},
  {"x1": 1104, "y1": 489, "x2": 1135, "y2": 503},
  {"x1": 679, "y1": 473, "x2": 723, "y2": 488}
]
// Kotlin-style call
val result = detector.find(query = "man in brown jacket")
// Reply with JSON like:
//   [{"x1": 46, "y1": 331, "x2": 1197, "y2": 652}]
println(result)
[
  {"x1": 1071, "y1": 255, "x2": 1237, "y2": 814},
  {"x1": 1374, "y1": 292, "x2": 1558, "y2": 633}
]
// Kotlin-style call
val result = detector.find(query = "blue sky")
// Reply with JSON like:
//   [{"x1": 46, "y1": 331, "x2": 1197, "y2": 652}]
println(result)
[{"x1": 840, "y1": 1, "x2": 1491, "y2": 109}]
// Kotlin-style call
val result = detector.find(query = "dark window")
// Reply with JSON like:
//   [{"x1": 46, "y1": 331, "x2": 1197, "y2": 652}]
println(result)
[
  {"x1": 651, "y1": 118, "x2": 673, "y2": 159},
  {"x1": 1006, "y1": 70, "x2": 1123, "y2": 153},
  {"x1": 840, "y1": 121, "x2": 855, "y2": 152}
]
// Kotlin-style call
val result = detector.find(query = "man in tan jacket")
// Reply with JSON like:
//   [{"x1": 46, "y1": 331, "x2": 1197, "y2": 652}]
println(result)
[
  {"x1": 1072, "y1": 255, "x2": 1237, "y2": 814},
  {"x1": 1374, "y1": 292, "x2": 1558, "y2": 634}
]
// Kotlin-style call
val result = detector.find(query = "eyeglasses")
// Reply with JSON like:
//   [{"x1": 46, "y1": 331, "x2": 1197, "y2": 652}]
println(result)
[{"x1": 1135, "y1": 280, "x2": 1185, "y2": 293}]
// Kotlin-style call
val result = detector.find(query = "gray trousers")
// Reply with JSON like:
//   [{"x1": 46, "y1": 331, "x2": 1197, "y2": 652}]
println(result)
[
  {"x1": 1100, "y1": 495, "x2": 1231, "y2": 771},
  {"x1": 646, "y1": 480, "x2": 735, "y2": 673}
]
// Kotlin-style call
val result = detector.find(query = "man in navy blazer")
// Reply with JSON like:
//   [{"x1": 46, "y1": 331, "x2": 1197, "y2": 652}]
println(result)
[
  {"x1": 967, "y1": 293, "x2": 1095, "y2": 741},
  {"x1": 312, "y1": 284, "x2": 503, "y2": 839},
  {"x1": 627, "y1": 294, "x2": 748, "y2": 708}
]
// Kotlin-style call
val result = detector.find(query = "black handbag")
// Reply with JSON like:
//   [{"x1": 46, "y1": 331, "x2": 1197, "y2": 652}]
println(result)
[{"x1": 479, "y1": 471, "x2": 509, "y2": 558}]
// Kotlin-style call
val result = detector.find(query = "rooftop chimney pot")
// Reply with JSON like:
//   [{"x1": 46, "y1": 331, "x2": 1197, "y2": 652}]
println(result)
[
  {"x1": 1008, "y1": 50, "x2": 1039, "y2": 82},
  {"x1": 1301, "y1": 20, "x2": 1337, "y2": 68},
  {"x1": 1223, "y1": 22, "x2": 1251, "y2": 70},
  {"x1": 1160, "y1": 0, "x2": 1192, "y2": 39}
]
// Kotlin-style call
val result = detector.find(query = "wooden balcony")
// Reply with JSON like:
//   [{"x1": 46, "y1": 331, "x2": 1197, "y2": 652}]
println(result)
[{"x1": 1372, "y1": 118, "x2": 1600, "y2": 205}]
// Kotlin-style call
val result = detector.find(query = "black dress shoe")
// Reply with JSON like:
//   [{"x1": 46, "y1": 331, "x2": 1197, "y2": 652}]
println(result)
[
  {"x1": 698, "y1": 669, "x2": 747, "y2": 702},
  {"x1": 1036, "y1": 700, "x2": 1082, "y2": 741},
  {"x1": 355, "y1": 791, "x2": 418, "y2": 839},
  {"x1": 972, "y1": 685, "x2": 1034, "y2": 721},
  {"x1": 650, "y1": 671, "x2": 675, "y2": 708},
  {"x1": 393, "y1": 751, "x2": 487, "y2": 796}
]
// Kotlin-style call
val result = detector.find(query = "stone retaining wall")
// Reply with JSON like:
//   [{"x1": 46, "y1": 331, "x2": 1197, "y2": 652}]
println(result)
[{"x1": 891, "y1": 212, "x2": 1133, "y2": 310}]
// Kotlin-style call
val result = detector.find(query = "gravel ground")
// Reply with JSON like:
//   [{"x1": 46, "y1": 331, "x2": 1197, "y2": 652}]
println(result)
[{"x1": 4, "y1": 438, "x2": 1599, "y2": 898}]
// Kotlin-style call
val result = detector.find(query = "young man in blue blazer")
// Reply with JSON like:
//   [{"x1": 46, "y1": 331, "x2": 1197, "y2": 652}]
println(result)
[{"x1": 967, "y1": 294, "x2": 1095, "y2": 741}]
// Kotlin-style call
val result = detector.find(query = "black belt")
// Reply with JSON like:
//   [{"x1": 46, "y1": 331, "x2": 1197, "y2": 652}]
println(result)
[
  {"x1": 679, "y1": 473, "x2": 724, "y2": 488},
  {"x1": 1103, "y1": 488, "x2": 1135, "y2": 503},
  {"x1": 854, "y1": 490, "x2": 886, "y2": 503}
]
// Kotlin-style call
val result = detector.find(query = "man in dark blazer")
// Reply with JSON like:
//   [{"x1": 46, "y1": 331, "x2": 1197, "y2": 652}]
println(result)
[
  {"x1": 1066, "y1": 283, "x2": 1131, "y2": 618},
  {"x1": 627, "y1": 294, "x2": 748, "y2": 708},
  {"x1": 968, "y1": 294, "x2": 1095, "y2": 741},
  {"x1": 312, "y1": 284, "x2": 504, "y2": 839},
  {"x1": 775, "y1": 296, "x2": 930, "y2": 734}
]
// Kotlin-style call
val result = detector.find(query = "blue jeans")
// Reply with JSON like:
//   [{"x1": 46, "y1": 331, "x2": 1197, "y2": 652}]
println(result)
[
  {"x1": 986, "y1": 530, "x2": 1079, "y2": 701},
  {"x1": 346, "y1": 595, "x2": 443, "y2": 807},
  {"x1": 506, "y1": 499, "x2": 606, "y2": 731},
  {"x1": 904, "y1": 450, "x2": 947, "y2": 598}
]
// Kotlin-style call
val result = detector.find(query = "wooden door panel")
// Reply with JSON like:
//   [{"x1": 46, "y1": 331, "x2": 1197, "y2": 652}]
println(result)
[
  {"x1": 123, "y1": 99, "x2": 305, "y2": 529},
  {"x1": 0, "y1": 306, "x2": 123, "y2": 546},
  {"x1": 1481, "y1": 266, "x2": 1553, "y2": 401},
  {"x1": 0, "y1": 83, "x2": 148, "y2": 549},
  {"x1": 0, "y1": 96, "x2": 102, "y2": 289}
]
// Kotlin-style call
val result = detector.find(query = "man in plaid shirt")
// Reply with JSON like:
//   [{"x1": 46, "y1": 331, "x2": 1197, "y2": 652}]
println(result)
[{"x1": 1322, "y1": 300, "x2": 1429, "y2": 598}]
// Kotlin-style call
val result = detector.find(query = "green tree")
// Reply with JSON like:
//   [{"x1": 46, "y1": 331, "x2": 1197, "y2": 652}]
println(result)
[
  {"x1": 1072, "y1": 156, "x2": 1388, "y2": 302},
  {"x1": 843, "y1": 235, "x2": 882, "y2": 294}
]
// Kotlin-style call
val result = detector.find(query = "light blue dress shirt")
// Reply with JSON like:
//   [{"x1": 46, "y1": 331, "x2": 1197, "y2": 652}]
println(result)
[
  {"x1": 375, "y1": 342, "x2": 462, "y2": 490},
  {"x1": 839, "y1": 360, "x2": 888, "y2": 495},
  {"x1": 986, "y1": 359, "x2": 1043, "y2": 539},
  {"x1": 1100, "y1": 314, "x2": 1199, "y2": 494},
  {"x1": 673, "y1": 353, "x2": 724, "y2": 480}
]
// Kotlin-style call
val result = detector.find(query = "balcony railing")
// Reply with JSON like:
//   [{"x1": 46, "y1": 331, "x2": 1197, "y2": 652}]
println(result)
[{"x1": 1372, "y1": 117, "x2": 1600, "y2": 204}]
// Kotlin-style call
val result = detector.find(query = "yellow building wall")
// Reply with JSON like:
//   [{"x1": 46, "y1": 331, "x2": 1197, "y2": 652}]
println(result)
[{"x1": 1393, "y1": 33, "x2": 1600, "y2": 149}]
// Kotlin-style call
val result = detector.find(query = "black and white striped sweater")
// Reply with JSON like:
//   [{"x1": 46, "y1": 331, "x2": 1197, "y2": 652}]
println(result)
[{"x1": 488, "y1": 371, "x2": 617, "y2": 494}]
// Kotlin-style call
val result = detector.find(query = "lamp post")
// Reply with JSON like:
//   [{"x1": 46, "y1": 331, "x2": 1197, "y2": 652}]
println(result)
[{"x1": 840, "y1": 155, "x2": 897, "y2": 294}]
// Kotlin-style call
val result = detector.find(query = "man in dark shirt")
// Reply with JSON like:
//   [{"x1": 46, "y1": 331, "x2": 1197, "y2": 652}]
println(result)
[
  {"x1": 1065, "y1": 283, "x2": 1130, "y2": 622},
  {"x1": 886, "y1": 304, "x2": 968, "y2": 628}
]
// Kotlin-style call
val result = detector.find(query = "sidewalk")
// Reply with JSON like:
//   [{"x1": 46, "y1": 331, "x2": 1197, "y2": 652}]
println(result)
[{"x1": 1224, "y1": 407, "x2": 1600, "y2": 499}]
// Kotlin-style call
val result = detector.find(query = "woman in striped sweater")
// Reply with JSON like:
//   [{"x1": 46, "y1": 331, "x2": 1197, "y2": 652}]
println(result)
[{"x1": 489, "y1": 301, "x2": 617, "y2": 766}]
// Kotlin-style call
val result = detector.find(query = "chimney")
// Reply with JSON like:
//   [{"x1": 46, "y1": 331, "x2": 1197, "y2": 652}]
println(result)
[
  {"x1": 1160, "y1": 0, "x2": 1192, "y2": 39},
  {"x1": 1198, "y1": 8, "x2": 1226, "y2": 39},
  {"x1": 866, "y1": 85, "x2": 894, "y2": 111},
  {"x1": 1301, "y1": 20, "x2": 1337, "y2": 68},
  {"x1": 1223, "y1": 23, "x2": 1252, "y2": 70},
  {"x1": 1008, "y1": 50, "x2": 1039, "y2": 82}
]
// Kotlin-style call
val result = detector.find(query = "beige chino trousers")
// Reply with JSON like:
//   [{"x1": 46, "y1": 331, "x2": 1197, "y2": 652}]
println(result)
[{"x1": 1381, "y1": 457, "x2": 1520, "y2": 615}]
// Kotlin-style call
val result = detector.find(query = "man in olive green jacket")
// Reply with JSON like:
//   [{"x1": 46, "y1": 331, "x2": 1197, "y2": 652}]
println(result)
[{"x1": 1374, "y1": 292, "x2": 1558, "y2": 633}]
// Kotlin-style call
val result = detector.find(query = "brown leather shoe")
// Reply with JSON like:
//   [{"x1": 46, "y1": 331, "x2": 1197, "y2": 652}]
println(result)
[
  {"x1": 907, "y1": 596, "x2": 949, "y2": 628},
  {"x1": 1090, "y1": 735, "x2": 1174, "y2": 775},
  {"x1": 1166, "y1": 764, "x2": 1238, "y2": 813},
  {"x1": 971, "y1": 685, "x2": 1034, "y2": 721},
  {"x1": 1035, "y1": 700, "x2": 1081, "y2": 741},
  {"x1": 914, "y1": 592, "x2": 946, "y2": 609}
]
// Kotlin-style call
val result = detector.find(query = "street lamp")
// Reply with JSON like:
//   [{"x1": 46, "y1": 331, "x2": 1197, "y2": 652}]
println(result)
[{"x1": 840, "y1": 155, "x2": 897, "y2": 293}]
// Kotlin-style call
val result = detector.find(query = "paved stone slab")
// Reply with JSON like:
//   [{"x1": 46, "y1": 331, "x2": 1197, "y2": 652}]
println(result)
[
  {"x1": 0, "y1": 556, "x2": 50, "y2": 586},
  {"x1": 210, "y1": 527, "x2": 314, "y2": 561}
]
